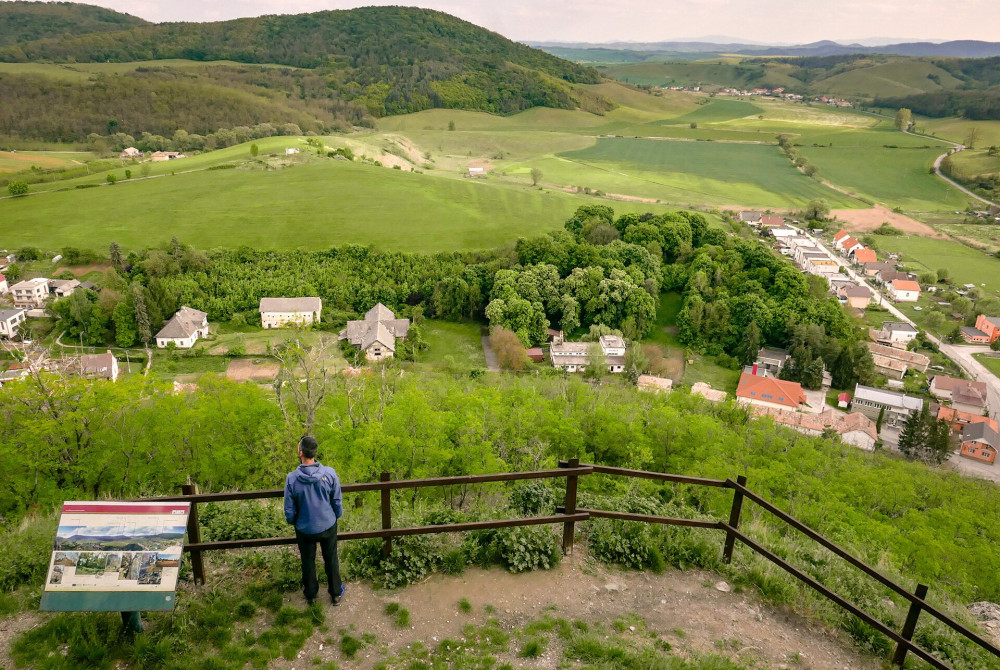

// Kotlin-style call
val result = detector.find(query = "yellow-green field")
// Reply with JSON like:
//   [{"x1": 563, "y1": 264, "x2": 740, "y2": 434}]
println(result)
[{"x1": 0, "y1": 150, "x2": 92, "y2": 173}]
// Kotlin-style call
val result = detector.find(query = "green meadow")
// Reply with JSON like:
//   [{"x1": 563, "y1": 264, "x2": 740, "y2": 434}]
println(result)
[
  {"x1": 873, "y1": 235, "x2": 1000, "y2": 294},
  {"x1": 0, "y1": 150, "x2": 93, "y2": 173},
  {"x1": 0, "y1": 158, "x2": 676, "y2": 252}
]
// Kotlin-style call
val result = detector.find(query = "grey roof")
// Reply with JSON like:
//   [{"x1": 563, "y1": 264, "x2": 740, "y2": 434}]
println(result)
[
  {"x1": 361, "y1": 322, "x2": 396, "y2": 352},
  {"x1": 961, "y1": 326, "x2": 988, "y2": 338},
  {"x1": 884, "y1": 321, "x2": 917, "y2": 334},
  {"x1": 854, "y1": 384, "x2": 923, "y2": 412},
  {"x1": 0, "y1": 308, "x2": 25, "y2": 321},
  {"x1": 365, "y1": 303, "x2": 395, "y2": 322},
  {"x1": 839, "y1": 284, "x2": 871, "y2": 297},
  {"x1": 962, "y1": 422, "x2": 1000, "y2": 448},
  {"x1": 156, "y1": 306, "x2": 208, "y2": 340},
  {"x1": 79, "y1": 352, "x2": 115, "y2": 377},
  {"x1": 739, "y1": 211, "x2": 763, "y2": 222},
  {"x1": 983, "y1": 316, "x2": 1000, "y2": 327},
  {"x1": 757, "y1": 347, "x2": 789, "y2": 363},
  {"x1": 259, "y1": 297, "x2": 322, "y2": 314},
  {"x1": 340, "y1": 303, "x2": 409, "y2": 349}
]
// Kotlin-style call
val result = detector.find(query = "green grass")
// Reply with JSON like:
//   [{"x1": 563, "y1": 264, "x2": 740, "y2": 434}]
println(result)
[
  {"x1": 0, "y1": 156, "x2": 676, "y2": 253},
  {"x1": 151, "y1": 354, "x2": 229, "y2": 377},
  {"x1": 555, "y1": 138, "x2": 856, "y2": 208},
  {"x1": 0, "y1": 150, "x2": 95, "y2": 173},
  {"x1": 660, "y1": 99, "x2": 764, "y2": 125},
  {"x1": 419, "y1": 321, "x2": 486, "y2": 371},
  {"x1": 974, "y1": 354, "x2": 1000, "y2": 379},
  {"x1": 871, "y1": 235, "x2": 1000, "y2": 295},
  {"x1": 643, "y1": 292, "x2": 684, "y2": 348},
  {"x1": 820, "y1": 61, "x2": 963, "y2": 98},
  {"x1": 682, "y1": 354, "x2": 741, "y2": 393},
  {"x1": 0, "y1": 59, "x2": 301, "y2": 82}
]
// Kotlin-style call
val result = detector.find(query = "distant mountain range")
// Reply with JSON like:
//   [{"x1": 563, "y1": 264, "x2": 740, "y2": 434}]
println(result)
[{"x1": 533, "y1": 40, "x2": 1000, "y2": 59}]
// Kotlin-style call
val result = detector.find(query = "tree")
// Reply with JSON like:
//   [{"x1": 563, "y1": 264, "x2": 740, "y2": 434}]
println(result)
[
  {"x1": 584, "y1": 341, "x2": 605, "y2": 380},
  {"x1": 109, "y1": 242, "x2": 124, "y2": 272},
  {"x1": 991, "y1": 338, "x2": 1000, "y2": 352},
  {"x1": 925, "y1": 311, "x2": 946, "y2": 332},
  {"x1": 530, "y1": 168, "x2": 542, "y2": 186},
  {"x1": 124, "y1": 169, "x2": 132, "y2": 180},
  {"x1": 448, "y1": 120, "x2": 456, "y2": 131},
  {"x1": 7, "y1": 181, "x2": 28, "y2": 196},
  {"x1": 106, "y1": 173, "x2": 117, "y2": 185},
  {"x1": 894, "y1": 108, "x2": 912, "y2": 131},
  {"x1": 804, "y1": 199, "x2": 830, "y2": 221},
  {"x1": 140, "y1": 163, "x2": 151, "y2": 177},
  {"x1": 250, "y1": 143, "x2": 259, "y2": 157},
  {"x1": 965, "y1": 127, "x2": 982, "y2": 150},
  {"x1": 936, "y1": 267, "x2": 949, "y2": 282},
  {"x1": 738, "y1": 321, "x2": 761, "y2": 367},
  {"x1": 491, "y1": 327, "x2": 527, "y2": 371},
  {"x1": 624, "y1": 345, "x2": 649, "y2": 384},
  {"x1": 132, "y1": 285, "x2": 151, "y2": 345},
  {"x1": 876, "y1": 407, "x2": 885, "y2": 433}
]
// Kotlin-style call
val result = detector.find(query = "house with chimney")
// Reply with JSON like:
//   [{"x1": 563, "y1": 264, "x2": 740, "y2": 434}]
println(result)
[
  {"x1": 929, "y1": 375, "x2": 989, "y2": 415},
  {"x1": 736, "y1": 372, "x2": 807, "y2": 412},
  {"x1": 156, "y1": 306, "x2": 210, "y2": 349},
  {"x1": 887, "y1": 279, "x2": 921, "y2": 302},
  {"x1": 959, "y1": 422, "x2": 998, "y2": 465},
  {"x1": 339, "y1": 303, "x2": 411, "y2": 362}
]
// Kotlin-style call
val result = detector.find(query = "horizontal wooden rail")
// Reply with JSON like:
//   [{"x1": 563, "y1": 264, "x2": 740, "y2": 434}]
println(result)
[
  {"x1": 568, "y1": 507, "x2": 722, "y2": 530},
  {"x1": 722, "y1": 523, "x2": 950, "y2": 670},
  {"x1": 587, "y1": 464, "x2": 730, "y2": 487},
  {"x1": 728, "y1": 479, "x2": 1000, "y2": 660},
  {"x1": 183, "y1": 513, "x2": 590, "y2": 552}
]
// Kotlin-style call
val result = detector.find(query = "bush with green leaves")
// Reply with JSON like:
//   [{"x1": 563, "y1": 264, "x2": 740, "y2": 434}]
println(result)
[
  {"x1": 199, "y1": 500, "x2": 286, "y2": 542},
  {"x1": 344, "y1": 535, "x2": 443, "y2": 588},
  {"x1": 509, "y1": 480, "x2": 556, "y2": 516},
  {"x1": 587, "y1": 519, "x2": 662, "y2": 571},
  {"x1": 0, "y1": 516, "x2": 57, "y2": 593},
  {"x1": 496, "y1": 525, "x2": 560, "y2": 573}
]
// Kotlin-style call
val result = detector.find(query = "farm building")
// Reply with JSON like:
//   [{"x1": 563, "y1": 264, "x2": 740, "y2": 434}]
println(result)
[
  {"x1": 150, "y1": 151, "x2": 185, "y2": 162},
  {"x1": 156, "y1": 306, "x2": 210, "y2": 349},
  {"x1": 339, "y1": 303, "x2": 411, "y2": 362},
  {"x1": 260, "y1": 297, "x2": 322, "y2": 329},
  {"x1": 866, "y1": 342, "x2": 929, "y2": 373},
  {"x1": 120, "y1": 147, "x2": 141, "y2": 159},
  {"x1": 637, "y1": 375, "x2": 673, "y2": 393},
  {"x1": 691, "y1": 382, "x2": 727, "y2": 402}
]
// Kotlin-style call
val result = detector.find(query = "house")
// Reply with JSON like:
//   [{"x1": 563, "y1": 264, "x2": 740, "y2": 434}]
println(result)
[
  {"x1": 761, "y1": 215, "x2": 785, "y2": 227},
  {"x1": 120, "y1": 147, "x2": 141, "y2": 160},
  {"x1": 11, "y1": 278, "x2": 49, "y2": 308},
  {"x1": 752, "y1": 406, "x2": 878, "y2": 451},
  {"x1": 770, "y1": 228, "x2": 798, "y2": 240},
  {"x1": 960, "y1": 315, "x2": 1000, "y2": 344},
  {"x1": 851, "y1": 384, "x2": 923, "y2": 426},
  {"x1": 0, "y1": 308, "x2": 27, "y2": 338},
  {"x1": 738, "y1": 211, "x2": 763, "y2": 224},
  {"x1": 76, "y1": 351, "x2": 119, "y2": 382},
  {"x1": 755, "y1": 347, "x2": 789, "y2": 376},
  {"x1": 150, "y1": 151, "x2": 184, "y2": 162},
  {"x1": 691, "y1": 382, "x2": 727, "y2": 402},
  {"x1": 871, "y1": 353, "x2": 908, "y2": 380},
  {"x1": 862, "y1": 261, "x2": 895, "y2": 278},
  {"x1": 0, "y1": 273, "x2": 7, "y2": 294},
  {"x1": 959, "y1": 422, "x2": 998, "y2": 465},
  {"x1": 866, "y1": 342, "x2": 929, "y2": 373},
  {"x1": 877, "y1": 269, "x2": 910, "y2": 285},
  {"x1": 838, "y1": 392, "x2": 851, "y2": 408},
  {"x1": 285, "y1": 147, "x2": 300, "y2": 155},
  {"x1": 929, "y1": 375, "x2": 989, "y2": 414},
  {"x1": 832, "y1": 230, "x2": 850, "y2": 246},
  {"x1": 836, "y1": 283, "x2": 871, "y2": 310},
  {"x1": 467, "y1": 167, "x2": 486, "y2": 178},
  {"x1": 155, "y1": 306, "x2": 210, "y2": 349},
  {"x1": 938, "y1": 406, "x2": 998, "y2": 434},
  {"x1": 550, "y1": 335, "x2": 627, "y2": 374},
  {"x1": 48, "y1": 278, "x2": 80, "y2": 298},
  {"x1": 851, "y1": 248, "x2": 877, "y2": 265},
  {"x1": 260, "y1": 297, "x2": 322, "y2": 329},
  {"x1": 736, "y1": 373, "x2": 807, "y2": 411},
  {"x1": 805, "y1": 257, "x2": 840, "y2": 276},
  {"x1": 637, "y1": 375, "x2": 673, "y2": 393},
  {"x1": 888, "y1": 279, "x2": 921, "y2": 302},
  {"x1": 835, "y1": 235, "x2": 862, "y2": 255},
  {"x1": 526, "y1": 348, "x2": 544, "y2": 363},
  {"x1": 872, "y1": 321, "x2": 918, "y2": 348},
  {"x1": 339, "y1": 303, "x2": 411, "y2": 362}
]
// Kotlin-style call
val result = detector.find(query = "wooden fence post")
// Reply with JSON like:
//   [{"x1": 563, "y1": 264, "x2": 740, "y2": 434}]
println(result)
[
  {"x1": 722, "y1": 475, "x2": 747, "y2": 565},
  {"x1": 181, "y1": 482, "x2": 205, "y2": 585},
  {"x1": 380, "y1": 472, "x2": 392, "y2": 557},
  {"x1": 892, "y1": 583, "x2": 928, "y2": 667},
  {"x1": 560, "y1": 459, "x2": 579, "y2": 555}
]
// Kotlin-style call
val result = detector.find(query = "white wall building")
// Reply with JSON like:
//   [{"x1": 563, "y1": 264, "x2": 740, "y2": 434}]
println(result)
[
  {"x1": 0, "y1": 308, "x2": 27, "y2": 338},
  {"x1": 156, "y1": 306, "x2": 210, "y2": 349},
  {"x1": 11, "y1": 278, "x2": 49, "y2": 308},
  {"x1": 260, "y1": 297, "x2": 322, "y2": 329}
]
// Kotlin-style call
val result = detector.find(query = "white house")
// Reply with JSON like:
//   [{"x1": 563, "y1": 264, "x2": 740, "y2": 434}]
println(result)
[
  {"x1": 550, "y1": 335, "x2": 627, "y2": 374},
  {"x1": 156, "y1": 306, "x2": 210, "y2": 349},
  {"x1": 0, "y1": 273, "x2": 7, "y2": 294},
  {"x1": 120, "y1": 147, "x2": 141, "y2": 159},
  {"x1": 339, "y1": 303, "x2": 411, "y2": 361},
  {"x1": 0, "y1": 308, "x2": 27, "y2": 338},
  {"x1": 285, "y1": 147, "x2": 300, "y2": 155},
  {"x1": 873, "y1": 321, "x2": 918, "y2": 348},
  {"x1": 76, "y1": 351, "x2": 119, "y2": 382},
  {"x1": 48, "y1": 278, "x2": 80, "y2": 298},
  {"x1": 887, "y1": 279, "x2": 921, "y2": 302},
  {"x1": 260, "y1": 297, "x2": 322, "y2": 329},
  {"x1": 11, "y1": 278, "x2": 49, "y2": 308}
]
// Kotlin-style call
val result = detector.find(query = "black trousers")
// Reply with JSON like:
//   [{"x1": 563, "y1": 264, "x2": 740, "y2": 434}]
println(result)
[{"x1": 295, "y1": 523, "x2": 342, "y2": 601}]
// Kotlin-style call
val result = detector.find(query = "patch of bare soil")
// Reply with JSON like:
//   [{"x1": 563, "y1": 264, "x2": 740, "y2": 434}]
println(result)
[
  {"x1": 0, "y1": 611, "x2": 43, "y2": 667},
  {"x1": 830, "y1": 206, "x2": 942, "y2": 237},
  {"x1": 226, "y1": 358, "x2": 279, "y2": 383},
  {"x1": 52, "y1": 263, "x2": 112, "y2": 277},
  {"x1": 270, "y1": 556, "x2": 879, "y2": 670}
]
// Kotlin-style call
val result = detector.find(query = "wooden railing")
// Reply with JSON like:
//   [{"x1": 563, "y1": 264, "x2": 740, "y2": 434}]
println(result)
[{"x1": 142, "y1": 460, "x2": 999, "y2": 670}]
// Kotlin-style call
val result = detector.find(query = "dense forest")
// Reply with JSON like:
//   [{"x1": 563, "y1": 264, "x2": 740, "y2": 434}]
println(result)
[
  {"x1": 0, "y1": 5, "x2": 603, "y2": 142},
  {"x1": 878, "y1": 88, "x2": 1000, "y2": 120},
  {"x1": 0, "y1": 1, "x2": 146, "y2": 46}
]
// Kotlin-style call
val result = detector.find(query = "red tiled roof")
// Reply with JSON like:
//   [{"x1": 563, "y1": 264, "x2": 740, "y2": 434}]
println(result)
[
  {"x1": 937, "y1": 407, "x2": 998, "y2": 431},
  {"x1": 892, "y1": 279, "x2": 921, "y2": 292},
  {"x1": 838, "y1": 393, "x2": 851, "y2": 402},
  {"x1": 852, "y1": 249, "x2": 877, "y2": 264},
  {"x1": 841, "y1": 237, "x2": 860, "y2": 249},
  {"x1": 736, "y1": 373, "x2": 807, "y2": 409},
  {"x1": 833, "y1": 230, "x2": 849, "y2": 241}
]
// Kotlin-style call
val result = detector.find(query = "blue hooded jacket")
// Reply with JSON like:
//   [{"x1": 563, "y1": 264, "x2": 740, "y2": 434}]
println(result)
[{"x1": 284, "y1": 462, "x2": 343, "y2": 535}]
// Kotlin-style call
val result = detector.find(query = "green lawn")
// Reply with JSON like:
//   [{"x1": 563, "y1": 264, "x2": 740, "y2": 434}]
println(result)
[
  {"x1": 150, "y1": 354, "x2": 229, "y2": 377},
  {"x1": 974, "y1": 353, "x2": 1000, "y2": 379},
  {"x1": 643, "y1": 292, "x2": 684, "y2": 348},
  {"x1": 554, "y1": 137, "x2": 857, "y2": 208},
  {"x1": 418, "y1": 320, "x2": 485, "y2": 372},
  {"x1": 0, "y1": 157, "x2": 676, "y2": 253},
  {"x1": 872, "y1": 235, "x2": 1000, "y2": 295},
  {"x1": 682, "y1": 354, "x2": 741, "y2": 393},
  {"x1": 0, "y1": 150, "x2": 94, "y2": 174},
  {"x1": 659, "y1": 99, "x2": 764, "y2": 125}
]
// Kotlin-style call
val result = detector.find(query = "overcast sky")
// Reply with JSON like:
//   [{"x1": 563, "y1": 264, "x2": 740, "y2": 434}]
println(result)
[{"x1": 41, "y1": 0, "x2": 1000, "y2": 43}]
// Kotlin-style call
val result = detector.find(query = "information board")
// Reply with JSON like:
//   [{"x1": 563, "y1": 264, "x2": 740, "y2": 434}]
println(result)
[{"x1": 40, "y1": 501, "x2": 190, "y2": 612}]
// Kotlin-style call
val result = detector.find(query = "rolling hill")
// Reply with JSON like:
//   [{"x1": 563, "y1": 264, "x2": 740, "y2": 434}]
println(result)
[
  {"x1": 0, "y1": 1, "x2": 147, "y2": 46},
  {"x1": 0, "y1": 4, "x2": 605, "y2": 144}
]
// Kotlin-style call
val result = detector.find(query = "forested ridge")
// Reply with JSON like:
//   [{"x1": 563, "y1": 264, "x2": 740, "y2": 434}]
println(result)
[
  {"x1": 0, "y1": 5, "x2": 603, "y2": 142},
  {"x1": 0, "y1": 1, "x2": 147, "y2": 46}
]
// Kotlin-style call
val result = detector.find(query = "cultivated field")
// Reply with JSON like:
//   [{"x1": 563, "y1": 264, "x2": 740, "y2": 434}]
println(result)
[
  {"x1": 873, "y1": 235, "x2": 1000, "y2": 294},
  {"x1": 0, "y1": 150, "x2": 91, "y2": 173}
]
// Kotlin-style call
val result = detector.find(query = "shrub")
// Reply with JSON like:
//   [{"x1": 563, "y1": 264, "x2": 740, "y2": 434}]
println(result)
[
  {"x1": 587, "y1": 519, "x2": 661, "y2": 570},
  {"x1": 7, "y1": 180, "x2": 28, "y2": 196},
  {"x1": 200, "y1": 500, "x2": 285, "y2": 542},
  {"x1": 0, "y1": 516, "x2": 58, "y2": 593},
  {"x1": 509, "y1": 481, "x2": 556, "y2": 516},
  {"x1": 496, "y1": 525, "x2": 560, "y2": 573},
  {"x1": 344, "y1": 535, "x2": 442, "y2": 588}
]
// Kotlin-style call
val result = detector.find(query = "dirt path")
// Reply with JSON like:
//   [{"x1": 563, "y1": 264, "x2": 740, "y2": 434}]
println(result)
[
  {"x1": 0, "y1": 611, "x2": 43, "y2": 668},
  {"x1": 269, "y1": 558, "x2": 878, "y2": 670}
]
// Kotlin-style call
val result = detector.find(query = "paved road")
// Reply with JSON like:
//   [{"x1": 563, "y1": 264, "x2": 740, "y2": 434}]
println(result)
[
  {"x1": 901, "y1": 124, "x2": 1000, "y2": 208},
  {"x1": 797, "y1": 228, "x2": 1000, "y2": 421}
]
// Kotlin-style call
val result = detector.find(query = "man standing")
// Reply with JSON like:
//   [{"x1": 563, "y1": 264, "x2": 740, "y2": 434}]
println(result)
[{"x1": 284, "y1": 436, "x2": 345, "y2": 606}]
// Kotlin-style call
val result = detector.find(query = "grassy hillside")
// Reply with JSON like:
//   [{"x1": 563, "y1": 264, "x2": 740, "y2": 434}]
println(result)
[
  {"x1": 820, "y1": 60, "x2": 964, "y2": 97},
  {"x1": 0, "y1": 1, "x2": 147, "y2": 46}
]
